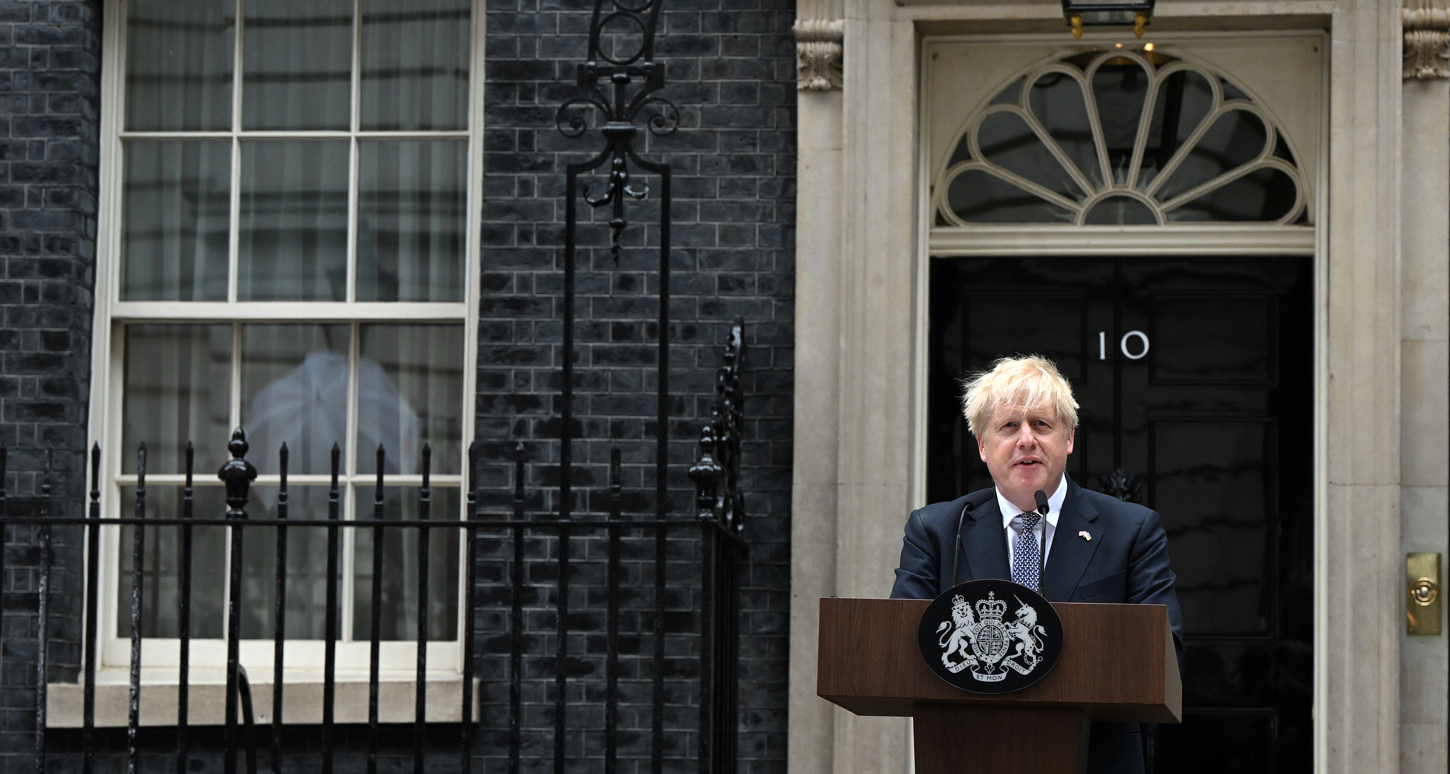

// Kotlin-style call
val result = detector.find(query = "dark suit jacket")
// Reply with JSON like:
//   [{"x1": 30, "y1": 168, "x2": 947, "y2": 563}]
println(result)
[{"x1": 890, "y1": 478, "x2": 1183, "y2": 774}]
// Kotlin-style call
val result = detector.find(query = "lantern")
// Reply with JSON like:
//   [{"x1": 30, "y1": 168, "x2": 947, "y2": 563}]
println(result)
[{"x1": 1061, "y1": 0, "x2": 1155, "y2": 39}]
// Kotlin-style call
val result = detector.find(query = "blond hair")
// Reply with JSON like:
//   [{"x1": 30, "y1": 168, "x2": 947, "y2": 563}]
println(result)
[{"x1": 961, "y1": 355, "x2": 1079, "y2": 437}]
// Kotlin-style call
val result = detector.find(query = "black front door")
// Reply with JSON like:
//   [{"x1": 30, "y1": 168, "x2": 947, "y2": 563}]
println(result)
[{"x1": 927, "y1": 255, "x2": 1312, "y2": 773}]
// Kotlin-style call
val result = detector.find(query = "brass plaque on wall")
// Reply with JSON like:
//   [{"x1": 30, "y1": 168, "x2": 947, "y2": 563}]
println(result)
[{"x1": 1407, "y1": 552, "x2": 1441, "y2": 636}]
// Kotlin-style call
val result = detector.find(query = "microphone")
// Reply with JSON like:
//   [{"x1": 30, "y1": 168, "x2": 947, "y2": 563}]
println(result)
[
  {"x1": 949, "y1": 489, "x2": 996, "y2": 590},
  {"x1": 1033, "y1": 490, "x2": 1049, "y2": 595}
]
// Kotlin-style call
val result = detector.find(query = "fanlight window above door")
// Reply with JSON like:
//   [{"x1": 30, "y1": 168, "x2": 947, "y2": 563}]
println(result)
[{"x1": 933, "y1": 50, "x2": 1309, "y2": 227}]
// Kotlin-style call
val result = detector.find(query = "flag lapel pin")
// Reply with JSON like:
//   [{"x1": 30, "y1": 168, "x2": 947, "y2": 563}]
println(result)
[{"x1": 1078, "y1": 530, "x2": 1091, "y2": 541}]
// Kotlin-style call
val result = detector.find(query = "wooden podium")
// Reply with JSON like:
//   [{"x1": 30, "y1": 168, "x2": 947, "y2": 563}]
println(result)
[{"x1": 817, "y1": 598, "x2": 1181, "y2": 774}]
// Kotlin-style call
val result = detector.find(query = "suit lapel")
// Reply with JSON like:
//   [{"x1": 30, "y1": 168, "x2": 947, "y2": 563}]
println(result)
[
  {"x1": 1043, "y1": 481, "x2": 1101, "y2": 602},
  {"x1": 960, "y1": 498, "x2": 1010, "y2": 583}
]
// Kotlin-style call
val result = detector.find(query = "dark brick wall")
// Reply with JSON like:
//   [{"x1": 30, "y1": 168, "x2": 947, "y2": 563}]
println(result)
[
  {"x1": 478, "y1": 1, "x2": 795, "y2": 773},
  {"x1": 0, "y1": 1, "x2": 102, "y2": 770}
]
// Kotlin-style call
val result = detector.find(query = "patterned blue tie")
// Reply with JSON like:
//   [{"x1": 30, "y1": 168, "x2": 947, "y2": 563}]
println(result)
[{"x1": 1011, "y1": 512, "x2": 1042, "y2": 591}]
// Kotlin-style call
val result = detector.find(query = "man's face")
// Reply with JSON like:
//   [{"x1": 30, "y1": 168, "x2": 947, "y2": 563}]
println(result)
[{"x1": 976, "y1": 403, "x2": 1075, "y2": 512}]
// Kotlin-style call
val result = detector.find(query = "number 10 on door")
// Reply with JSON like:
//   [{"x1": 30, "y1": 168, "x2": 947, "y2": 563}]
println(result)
[{"x1": 1099, "y1": 331, "x2": 1150, "y2": 361}]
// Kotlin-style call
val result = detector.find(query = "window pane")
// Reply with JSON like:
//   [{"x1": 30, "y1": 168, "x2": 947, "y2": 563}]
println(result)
[
  {"x1": 126, "y1": 0, "x2": 234, "y2": 131},
  {"x1": 238, "y1": 141, "x2": 349, "y2": 301},
  {"x1": 1026, "y1": 72, "x2": 1101, "y2": 193},
  {"x1": 359, "y1": 0, "x2": 470, "y2": 131},
  {"x1": 122, "y1": 141, "x2": 232, "y2": 301},
  {"x1": 239, "y1": 486, "x2": 344, "y2": 639},
  {"x1": 1137, "y1": 69, "x2": 1216, "y2": 189},
  {"x1": 1092, "y1": 62, "x2": 1150, "y2": 184},
  {"x1": 356, "y1": 324, "x2": 464, "y2": 475},
  {"x1": 1155, "y1": 109, "x2": 1270, "y2": 203},
  {"x1": 946, "y1": 168, "x2": 1076, "y2": 224},
  {"x1": 357, "y1": 141, "x2": 466, "y2": 302},
  {"x1": 976, "y1": 110, "x2": 1086, "y2": 203},
  {"x1": 242, "y1": 0, "x2": 352, "y2": 130},
  {"x1": 353, "y1": 486, "x2": 460, "y2": 641},
  {"x1": 122, "y1": 325, "x2": 233, "y2": 475},
  {"x1": 240, "y1": 324, "x2": 350, "y2": 475},
  {"x1": 117, "y1": 485, "x2": 227, "y2": 638},
  {"x1": 1167, "y1": 167, "x2": 1299, "y2": 223}
]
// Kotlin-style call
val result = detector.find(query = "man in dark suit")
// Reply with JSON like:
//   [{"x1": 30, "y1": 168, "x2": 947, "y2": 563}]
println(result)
[{"x1": 891, "y1": 354, "x2": 1182, "y2": 774}]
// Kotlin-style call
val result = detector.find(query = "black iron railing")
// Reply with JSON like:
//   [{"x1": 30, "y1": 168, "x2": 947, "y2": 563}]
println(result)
[{"x1": 0, "y1": 324, "x2": 745, "y2": 774}]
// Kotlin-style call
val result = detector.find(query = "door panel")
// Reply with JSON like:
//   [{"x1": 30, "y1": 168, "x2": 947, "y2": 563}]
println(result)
[
  {"x1": 1155, "y1": 712, "x2": 1279, "y2": 772},
  {"x1": 1151, "y1": 293, "x2": 1275, "y2": 384},
  {"x1": 967, "y1": 292, "x2": 1090, "y2": 381},
  {"x1": 1152, "y1": 418, "x2": 1273, "y2": 636},
  {"x1": 927, "y1": 255, "x2": 1312, "y2": 773}
]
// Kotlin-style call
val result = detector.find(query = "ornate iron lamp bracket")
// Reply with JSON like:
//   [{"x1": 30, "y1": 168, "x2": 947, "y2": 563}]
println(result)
[
  {"x1": 551, "y1": 0, "x2": 680, "y2": 524},
  {"x1": 555, "y1": 0, "x2": 679, "y2": 262}
]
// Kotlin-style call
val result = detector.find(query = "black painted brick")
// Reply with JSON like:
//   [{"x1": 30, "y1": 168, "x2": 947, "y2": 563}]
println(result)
[{"x1": 0, "y1": 2, "x2": 101, "y2": 768}]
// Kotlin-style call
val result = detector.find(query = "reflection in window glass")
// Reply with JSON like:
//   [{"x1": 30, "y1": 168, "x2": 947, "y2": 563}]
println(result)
[
  {"x1": 977, "y1": 111, "x2": 1083, "y2": 203},
  {"x1": 947, "y1": 169, "x2": 1075, "y2": 224},
  {"x1": 1155, "y1": 110, "x2": 1269, "y2": 202},
  {"x1": 357, "y1": 141, "x2": 467, "y2": 302},
  {"x1": 353, "y1": 487, "x2": 461, "y2": 641},
  {"x1": 1091, "y1": 63, "x2": 1149, "y2": 184},
  {"x1": 122, "y1": 141, "x2": 232, "y2": 301},
  {"x1": 118, "y1": 486, "x2": 228, "y2": 638},
  {"x1": 1137, "y1": 69, "x2": 1215, "y2": 189},
  {"x1": 122, "y1": 324, "x2": 232, "y2": 474},
  {"x1": 243, "y1": 0, "x2": 353, "y2": 130},
  {"x1": 1168, "y1": 167, "x2": 1298, "y2": 223},
  {"x1": 1027, "y1": 72, "x2": 1101, "y2": 191},
  {"x1": 360, "y1": 0, "x2": 470, "y2": 131},
  {"x1": 357, "y1": 324, "x2": 464, "y2": 475},
  {"x1": 241, "y1": 325, "x2": 350, "y2": 475},
  {"x1": 238, "y1": 141, "x2": 350, "y2": 301},
  {"x1": 126, "y1": 0, "x2": 234, "y2": 131},
  {"x1": 1083, "y1": 196, "x2": 1158, "y2": 225},
  {"x1": 239, "y1": 487, "x2": 344, "y2": 639}
]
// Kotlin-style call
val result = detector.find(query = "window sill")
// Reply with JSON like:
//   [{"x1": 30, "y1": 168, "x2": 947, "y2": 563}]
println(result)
[{"x1": 47, "y1": 670, "x2": 476, "y2": 728}]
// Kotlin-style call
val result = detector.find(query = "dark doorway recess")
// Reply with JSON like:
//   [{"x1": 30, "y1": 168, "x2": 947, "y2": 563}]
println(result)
[{"x1": 927, "y1": 255, "x2": 1313, "y2": 774}]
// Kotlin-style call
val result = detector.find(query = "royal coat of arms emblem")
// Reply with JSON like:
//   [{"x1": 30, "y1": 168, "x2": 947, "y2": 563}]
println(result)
[{"x1": 917, "y1": 579, "x2": 1064, "y2": 694}]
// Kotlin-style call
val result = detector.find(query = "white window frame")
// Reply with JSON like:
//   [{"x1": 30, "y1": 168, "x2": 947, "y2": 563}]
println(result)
[{"x1": 87, "y1": 0, "x2": 486, "y2": 682}]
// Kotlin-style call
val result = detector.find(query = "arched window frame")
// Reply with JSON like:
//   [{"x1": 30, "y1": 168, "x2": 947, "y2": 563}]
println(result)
[{"x1": 929, "y1": 49, "x2": 1312, "y2": 229}]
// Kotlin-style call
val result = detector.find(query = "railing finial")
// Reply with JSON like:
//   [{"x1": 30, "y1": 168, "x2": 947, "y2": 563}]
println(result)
[
  {"x1": 690, "y1": 322, "x2": 746, "y2": 531},
  {"x1": 217, "y1": 428, "x2": 258, "y2": 520}
]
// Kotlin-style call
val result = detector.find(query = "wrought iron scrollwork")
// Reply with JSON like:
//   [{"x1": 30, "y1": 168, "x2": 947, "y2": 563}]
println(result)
[
  {"x1": 1097, "y1": 467, "x2": 1143, "y2": 504},
  {"x1": 554, "y1": 0, "x2": 679, "y2": 525},
  {"x1": 555, "y1": 0, "x2": 679, "y2": 262},
  {"x1": 690, "y1": 323, "x2": 745, "y2": 533}
]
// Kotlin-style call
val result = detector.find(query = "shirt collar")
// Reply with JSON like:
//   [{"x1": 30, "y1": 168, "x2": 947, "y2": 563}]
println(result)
[{"x1": 997, "y1": 475, "x2": 1067, "y2": 530}]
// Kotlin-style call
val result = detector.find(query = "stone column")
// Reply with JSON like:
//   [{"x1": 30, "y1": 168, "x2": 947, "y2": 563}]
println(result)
[
  {"x1": 1401, "y1": 4, "x2": 1450, "y2": 772},
  {"x1": 1321, "y1": 1, "x2": 1403, "y2": 772},
  {"x1": 789, "y1": 1, "x2": 917, "y2": 774},
  {"x1": 789, "y1": 1, "x2": 845, "y2": 774}
]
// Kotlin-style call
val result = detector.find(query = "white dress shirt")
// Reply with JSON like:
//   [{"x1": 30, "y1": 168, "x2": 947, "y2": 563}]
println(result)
[{"x1": 997, "y1": 475, "x2": 1067, "y2": 575}]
